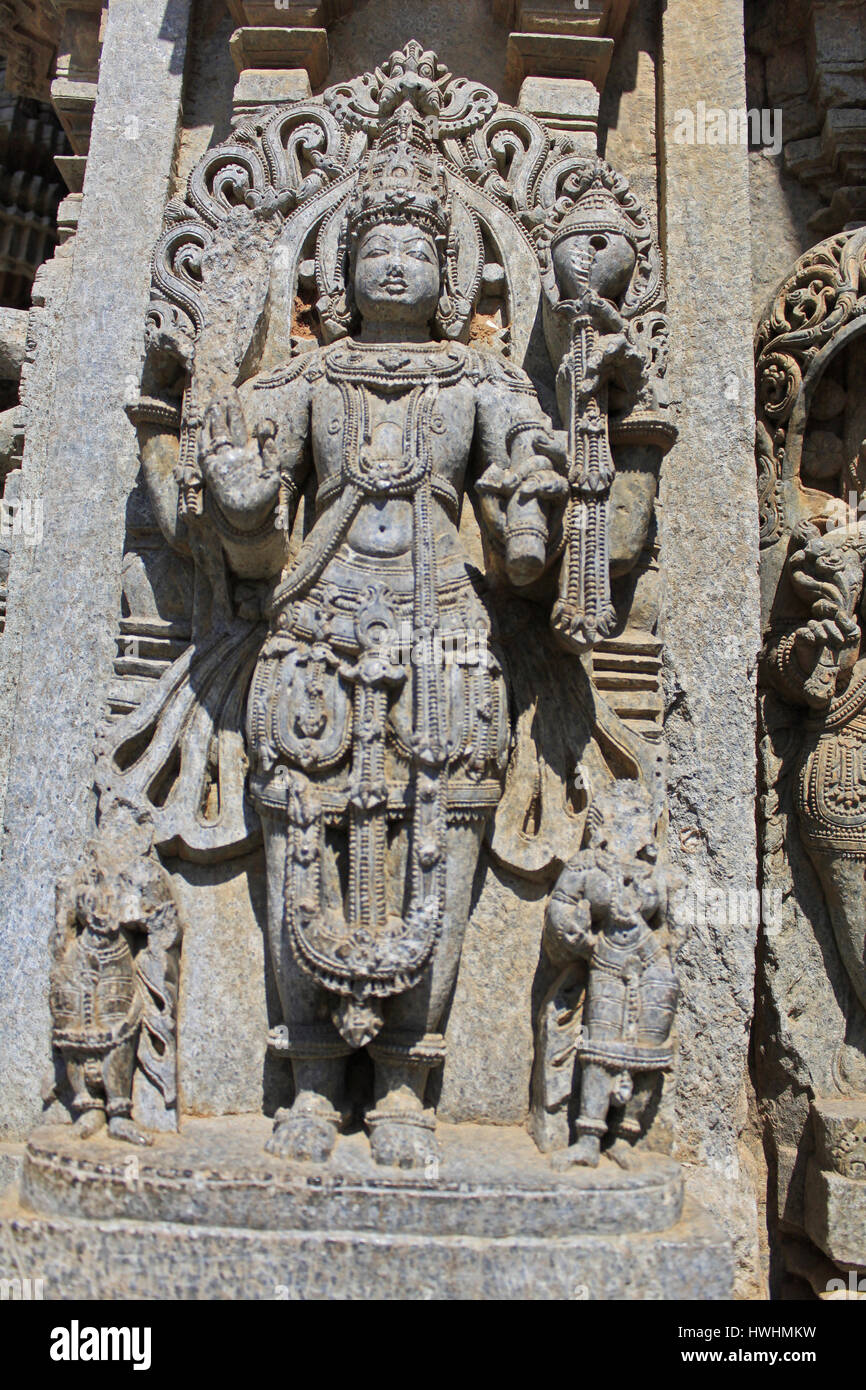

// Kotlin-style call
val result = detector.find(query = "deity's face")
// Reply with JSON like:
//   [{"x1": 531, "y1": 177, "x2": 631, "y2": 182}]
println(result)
[
  {"x1": 353, "y1": 221, "x2": 441, "y2": 328},
  {"x1": 553, "y1": 230, "x2": 636, "y2": 304}
]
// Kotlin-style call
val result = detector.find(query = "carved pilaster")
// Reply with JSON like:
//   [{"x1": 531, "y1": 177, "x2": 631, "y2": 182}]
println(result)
[{"x1": 0, "y1": 0, "x2": 61, "y2": 102}]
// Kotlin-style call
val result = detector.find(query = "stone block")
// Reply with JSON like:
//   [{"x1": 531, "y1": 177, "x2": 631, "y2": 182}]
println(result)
[
  {"x1": 49, "y1": 76, "x2": 97, "y2": 155},
  {"x1": 2, "y1": 1118, "x2": 733, "y2": 1299},
  {"x1": 505, "y1": 32, "x2": 614, "y2": 91},
  {"x1": 517, "y1": 74, "x2": 600, "y2": 144},
  {"x1": 229, "y1": 25, "x2": 329, "y2": 87},
  {"x1": 805, "y1": 1161, "x2": 866, "y2": 1269},
  {"x1": 812, "y1": 1098, "x2": 866, "y2": 1181},
  {"x1": 232, "y1": 68, "x2": 313, "y2": 115}
]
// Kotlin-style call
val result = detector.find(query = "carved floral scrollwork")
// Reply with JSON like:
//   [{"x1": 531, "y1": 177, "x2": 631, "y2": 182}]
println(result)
[{"x1": 755, "y1": 229, "x2": 866, "y2": 547}]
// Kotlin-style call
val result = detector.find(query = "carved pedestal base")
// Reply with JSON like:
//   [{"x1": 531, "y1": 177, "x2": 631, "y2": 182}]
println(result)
[
  {"x1": 1, "y1": 1119, "x2": 732, "y2": 1299},
  {"x1": 805, "y1": 1098, "x2": 866, "y2": 1278}
]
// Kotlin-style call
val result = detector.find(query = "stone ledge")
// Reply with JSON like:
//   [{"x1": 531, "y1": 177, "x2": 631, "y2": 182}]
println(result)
[
  {"x1": 0, "y1": 1195, "x2": 732, "y2": 1300},
  {"x1": 805, "y1": 1160, "x2": 866, "y2": 1269},
  {"x1": 505, "y1": 33, "x2": 614, "y2": 93},
  {"x1": 24, "y1": 1117, "x2": 684, "y2": 1240},
  {"x1": 229, "y1": 25, "x2": 329, "y2": 86}
]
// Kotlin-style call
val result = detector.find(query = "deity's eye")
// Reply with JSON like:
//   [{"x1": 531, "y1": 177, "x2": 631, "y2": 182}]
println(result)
[
  {"x1": 408, "y1": 241, "x2": 435, "y2": 262},
  {"x1": 590, "y1": 235, "x2": 608, "y2": 252}
]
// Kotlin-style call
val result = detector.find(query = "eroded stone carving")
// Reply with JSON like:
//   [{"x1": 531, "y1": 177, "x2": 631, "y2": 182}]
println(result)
[
  {"x1": 49, "y1": 804, "x2": 183, "y2": 1145},
  {"x1": 72, "y1": 41, "x2": 678, "y2": 1171},
  {"x1": 757, "y1": 224, "x2": 866, "y2": 1290},
  {"x1": 535, "y1": 162, "x2": 671, "y2": 651},
  {"x1": 533, "y1": 780, "x2": 682, "y2": 1165}
]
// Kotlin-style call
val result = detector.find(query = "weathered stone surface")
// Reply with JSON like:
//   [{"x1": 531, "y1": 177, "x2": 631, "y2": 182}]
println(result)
[
  {"x1": 0, "y1": 1200, "x2": 731, "y2": 1300},
  {"x1": 0, "y1": 309, "x2": 27, "y2": 383},
  {"x1": 2, "y1": 1118, "x2": 732, "y2": 1299},
  {"x1": 0, "y1": 1144, "x2": 24, "y2": 1196},
  {"x1": 599, "y1": 0, "x2": 658, "y2": 224},
  {"x1": 658, "y1": 0, "x2": 763, "y2": 1296},
  {"x1": 805, "y1": 1164, "x2": 866, "y2": 1269},
  {"x1": 437, "y1": 865, "x2": 545, "y2": 1124},
  {"x1": 0, "y1": 0, "x2": 192, "y2": 1141},
  {"x1": 756, "y1": 227, "x2": 866, "y2": 1294},
  {"x1": 169, "y1": 853, "x2": 275, "y2": 1119},
  {"x1": 4, "y1": 0, "x2": 841, "y2": 1304},
  {"x1": 325, "y1": 1, "x2": 509, "y2": 96},
  {"x1": 23, "y1": 1118, "x2": 685, "y2": 1237}
]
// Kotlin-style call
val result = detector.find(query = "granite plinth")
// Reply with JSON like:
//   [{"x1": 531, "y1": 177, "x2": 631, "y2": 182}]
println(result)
[{"x1": 0, "y1": 1118, "x2": 734, "y2": 1299}]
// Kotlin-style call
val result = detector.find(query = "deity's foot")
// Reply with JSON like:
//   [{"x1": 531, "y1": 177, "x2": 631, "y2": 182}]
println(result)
[
  {"x1": 72, "y1": 1110, "x2": 106, "y2": 1139},
  {"x1": 551, "y1": 1133, "x2": 602, "y2": 1169},
  {"x1": 606, "y1": 1137, "x2": 641, "y2": 1171},
  {"x1": 366, "y1": 1107, "x2": 439, "y2": 1171},
  {"x1": 265, "y1": 1095, "x2": 339, "y2": 1163},
  {"x1": 108, "y1": 1116, "x2": 153, "y2": 1146}
]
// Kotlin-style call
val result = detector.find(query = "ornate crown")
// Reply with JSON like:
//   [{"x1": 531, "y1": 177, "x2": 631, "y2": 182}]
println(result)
[
  {"x1": 550, "y1": 186, "x2": 640, "y2": 250},
  {"x1": 347, "y1": 106, "x2": 449, "y2": 246}
]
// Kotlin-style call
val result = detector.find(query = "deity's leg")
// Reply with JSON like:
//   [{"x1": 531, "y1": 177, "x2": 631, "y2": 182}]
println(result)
[
  {"x1": 366, "y1": 819, "x2": 484, "y2": 1169},
  {"x1": 557, "y1": 1060, "x2": 614, "y2": 1168},
  {"x1": 104, "y1": 1037, "x2": 151, "y2": 1145},
  {"x1": 261, "y1": 813, "x2": 352, "y2": 1161},
  {"x1": 66, "y1": 1059, "x2": 107, "y2": 1138}
]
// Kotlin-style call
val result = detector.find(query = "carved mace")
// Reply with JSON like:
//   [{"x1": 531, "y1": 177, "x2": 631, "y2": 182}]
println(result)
[{"x1": 551, "y1": 243, "x2": 617, "y2": 655}]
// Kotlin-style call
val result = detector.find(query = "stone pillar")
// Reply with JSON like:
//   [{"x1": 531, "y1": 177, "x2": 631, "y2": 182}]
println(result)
[
  {"x1": 658, "y1": 0, "x2": 763, "y2": 1296},
  {"x1": 0, "y1": 0, "x2": 193, "y2": 1140},
  {"x1": 506, "y1": 2, "x2": 642, "y2": 149}
]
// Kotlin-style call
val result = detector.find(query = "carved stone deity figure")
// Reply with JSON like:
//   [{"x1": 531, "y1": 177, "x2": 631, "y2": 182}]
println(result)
[
  {"x1": 88, "y1": 43, "x2": 676, "y2": 1170},
  {"x1": 756, "y1": 226, "x2": 866, "y2": 1290},
  {"x1": 539, "y1": 781, "x2": 682, "y2": 1166},
  {"x1": 195, "y1": 109, "x2": 572, "y2": 1167},
  {"x1": 763, "y1": 508, "x2": 866, "y2": 1017},
  {"x1": 49, "y1": 804, "x2": 183, "y2": 1145}
]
